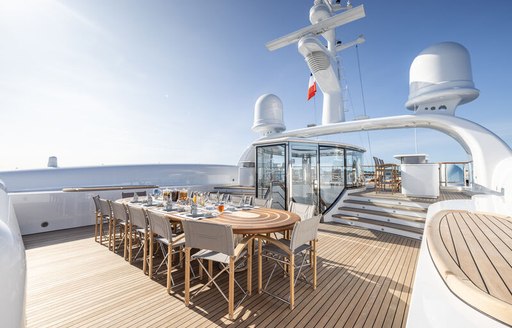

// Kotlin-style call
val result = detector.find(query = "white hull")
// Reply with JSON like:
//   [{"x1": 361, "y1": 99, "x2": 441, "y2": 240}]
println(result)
[{"x1": 1, "y1": 164, "x2": 237, "y2": 235}]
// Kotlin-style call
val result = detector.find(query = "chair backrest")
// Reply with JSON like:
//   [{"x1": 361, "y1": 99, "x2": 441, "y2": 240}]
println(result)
[
  {"x1": 146, "y1": 210, "x2": 173, "y2": 241},
  {"x1": 99, "y1": 199, "x2": 111, "y2": 217},
  {"x1": 111, "y1": 201, "x2": 128, "y2": 224},
  {"x1": 92, "y1": 195, "x2": 101, "y2": 212},
  {"x1": 183, "y1": 220, "x2": 235, "y2": 256},
  {"x1": 265, "y1": 198, "x2": 273, "y2": 208},
  {"x1": 289, "y1": 202, "x2": 315, "y2": 221},
  {"x1": 290, "y1": 214, "x2": 322, "y2": 252},
  {"x1": 229, "y1": 195, "x2": 243, "y2": 206},
  {"x1": 242, "y1": 195, "x2": 253, "y2": 206},
  {"x1": 253, "y1": 197, "x2": 272, "y2": 208},
  {"x1": 209, "y1": 192, "x2": 219, "y2": 202},
  {"x1": 373, "y1": 156, "x2": 379, "y2": 167},
  {"x1": 127, "y1": 206, "x2": 147, "y2": 230}
]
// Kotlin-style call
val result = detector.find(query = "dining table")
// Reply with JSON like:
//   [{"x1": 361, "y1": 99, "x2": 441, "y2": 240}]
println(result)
[
  {"x1": 118, "y1": 197, "x2": 301, "y2": 235},
  {"x1": 118, "y1": 196, "x2": 303, "y2": 317}
]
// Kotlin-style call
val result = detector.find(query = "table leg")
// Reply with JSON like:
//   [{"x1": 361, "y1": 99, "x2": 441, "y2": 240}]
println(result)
[
  {"x1": 185, "y1": 247, "x2": 191, "y2": 306},
  {"x1": 258, "y1": 237, "x2": 262, "y2": 293},
  {"x1": 247, "y1": 238, "x2": 252, "y2": 295}
]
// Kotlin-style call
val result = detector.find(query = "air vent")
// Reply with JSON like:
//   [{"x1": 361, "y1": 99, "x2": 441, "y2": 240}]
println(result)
[{"x1": 305, "y1": 51, "x2": 330, "y2": 73}]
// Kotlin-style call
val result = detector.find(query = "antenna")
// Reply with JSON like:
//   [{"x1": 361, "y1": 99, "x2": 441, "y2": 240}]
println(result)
[
  {"x1": 336, "y1": 34, "x2": 365, "y2": 52},
  {"x1": 329, "y1": 0, "x2": 353, "y2": 12},
  {"x1": 266, "y1": 2, "x2": 365, "y2": 125},
  {"x1": 266, "y1": 5, "x2": 365, "y2": 52}
]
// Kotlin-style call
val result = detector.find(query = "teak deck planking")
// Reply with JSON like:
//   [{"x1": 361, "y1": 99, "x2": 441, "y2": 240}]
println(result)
[
  {"x1": 427, "y1": 210, "x2": 512, "y2": 326},
  {"x1": 24, "y1": 223, "x2": 420, "y2": 328}
]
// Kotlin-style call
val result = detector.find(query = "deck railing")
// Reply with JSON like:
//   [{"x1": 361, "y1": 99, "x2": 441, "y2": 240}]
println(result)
[{"x1": 363, "y1": 161, "x2": 472, "y2": 189}]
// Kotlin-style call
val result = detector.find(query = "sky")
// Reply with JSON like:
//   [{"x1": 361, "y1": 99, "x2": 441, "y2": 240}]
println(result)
[{"x1": 1, "y1": 0, "x2": 511, "y2": 170}]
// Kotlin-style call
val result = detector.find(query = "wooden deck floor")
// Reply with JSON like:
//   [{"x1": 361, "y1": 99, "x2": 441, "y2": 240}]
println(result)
[
  {"x1": 24, "y1": 224, "x2": 421, "y2": 327},
  {"x1": 352, "y1": 187, "x2": 473, "y2": 203}
]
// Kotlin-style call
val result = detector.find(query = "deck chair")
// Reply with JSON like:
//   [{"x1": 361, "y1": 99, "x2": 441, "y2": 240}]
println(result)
[
  {"x1": 183, "y1": 220, "x2": 253, "y2": 320},
  {"x1": 146, "y1": 210, "x2": 189, "y2": 293},
  {"x1": 289, "y1": 202, "x2": 315, "y2": 221},
  {"x1": 228, "y1": 194, "x2": 243, "y2": 206},
  {"x1": 127, "y1": 206, "x2": 150, "y2": 274},
  {"x1": 258, "y1": 214, "x2": 321, "y2": 310},
  {"x1": 98, "y1": 198, "x2": 112, "y2": 246},
  {"x1": 92, "y1": 195, "x2": 103, "y2": 243},
  {"x1": 242, "y1": 195, "x2": 253, "y2": 206},
  {"x1": 110, "y1": 201, "x2": 130, "y2": 259},
  {"x1": 253, "y1": 197, "x2": 273, "y2": 208}
]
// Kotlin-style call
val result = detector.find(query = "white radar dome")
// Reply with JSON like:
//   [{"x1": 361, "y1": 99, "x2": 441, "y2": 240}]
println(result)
[
  {"x1": 405, "y1": 42, "x2": 479, "y2": 115},
  {"x1": 252, "y1": 94, "x2": 286, "y2": 136}
]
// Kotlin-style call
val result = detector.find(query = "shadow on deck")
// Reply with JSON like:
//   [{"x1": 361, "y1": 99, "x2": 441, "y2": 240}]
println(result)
[{"x1": 23, "y1": 223, "x2": 420, "y2": 327}]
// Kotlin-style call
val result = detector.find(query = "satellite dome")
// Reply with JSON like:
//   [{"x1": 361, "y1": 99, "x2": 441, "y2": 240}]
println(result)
[
  {"x1": 252, "y1": 94, "x2": 286, "y2": 136},
  {"x1": 405, "y1": 42, "x2": 479, "y2": 115}
]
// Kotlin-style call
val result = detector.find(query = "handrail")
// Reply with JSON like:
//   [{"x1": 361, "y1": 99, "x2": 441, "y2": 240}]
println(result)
[
  {"x1": 436, "y1": 161, "x2": 472, "y2": 165},
  {"x1": 321, "y1": 186, "x2": 347, "y2": 214},
  {"x1": 62, "y1": 185, "x2": 158, "y2": 192}
]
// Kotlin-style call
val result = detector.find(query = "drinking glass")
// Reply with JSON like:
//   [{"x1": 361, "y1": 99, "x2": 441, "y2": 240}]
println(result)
[{"x1": 171, "y1": 189, "x2": 179, "y2": 202}]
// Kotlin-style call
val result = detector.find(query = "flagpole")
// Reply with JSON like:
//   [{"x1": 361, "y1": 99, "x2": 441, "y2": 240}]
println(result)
[
  {"x1": 314, "y1": 95, "x2": 317, "y2": 125},
  {"x1": 307, "y1": 73, "x2": 318, "y2": 125}
]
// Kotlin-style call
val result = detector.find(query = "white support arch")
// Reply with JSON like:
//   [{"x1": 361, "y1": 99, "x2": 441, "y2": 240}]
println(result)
[{"x1": 261, "y1": 114, "x2": 512, "y2": 200}]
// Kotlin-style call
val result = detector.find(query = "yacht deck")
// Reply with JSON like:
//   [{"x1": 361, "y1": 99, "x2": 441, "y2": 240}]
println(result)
[
  {"x1": 24, "y1": 223, "x2": 420, "y2": 327},
  {"x1": 351, "y1": 187, "x2": 473, "y2": 203}
]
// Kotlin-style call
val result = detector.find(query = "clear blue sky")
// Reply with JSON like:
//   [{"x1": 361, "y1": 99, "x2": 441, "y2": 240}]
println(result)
[{"x1": 1, "y1": 0, "x2": 511, "y2": 170}]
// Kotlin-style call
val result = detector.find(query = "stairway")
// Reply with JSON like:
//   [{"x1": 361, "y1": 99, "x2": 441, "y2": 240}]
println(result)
[{"x1": 332, "y1": 191, "x2": 430, "y2": 239}]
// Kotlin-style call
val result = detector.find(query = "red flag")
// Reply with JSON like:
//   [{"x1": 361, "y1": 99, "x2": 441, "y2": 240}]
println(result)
[{"x1": 307, "y1": 74, "x2": 317, "y2": 100}]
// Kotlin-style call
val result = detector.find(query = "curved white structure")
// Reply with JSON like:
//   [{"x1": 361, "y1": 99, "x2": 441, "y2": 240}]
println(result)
[
  {"x1": 0, "y1": 181, "x2": 26, "y2": 328},
  {"x1": 265, "y1": 113, "x2": 512, "y2": 197},
  {"x1": 407, "y1": 198, "x2": 512, "y2": 328}
]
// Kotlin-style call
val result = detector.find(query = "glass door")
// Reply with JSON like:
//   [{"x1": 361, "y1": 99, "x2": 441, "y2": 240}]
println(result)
[
  {"x1": 319, "y1": 146, "x2": 345, "y2": 212},
  {"x1": 289, "y1": 143, "x2": 318, "y2": 210},
  {"x1": 256, "y1": 145, "x2": 286, "y2": 210},
  {"x1": 346, "y1": 150, "x2": 364, "y2": 187}
]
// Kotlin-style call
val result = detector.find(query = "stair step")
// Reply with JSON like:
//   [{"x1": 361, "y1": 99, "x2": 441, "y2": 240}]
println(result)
[
  {"x1": 337, "y1": 207, "x2": 425, "y2": 224},
  {"x1": 343, "y1": 199, "x2": 427, "y2": 213},
  {"x1": 349, "y1": 190, "x2": 436, "y2": 203},
  {"x1": 332, "y1": 214, "x2": 424, "y2": 236},
  {"x1": 347, "y1": 193, "x2": 431, "y2": 209}
]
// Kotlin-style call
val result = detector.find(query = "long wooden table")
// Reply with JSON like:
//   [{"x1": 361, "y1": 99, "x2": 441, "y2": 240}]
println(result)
[
  {"x1": 120, "y1": 198, "x2": 301, "y2": 320},
  {"x1": 121, "y1": 199, "x2": 300, "y2": 234}
]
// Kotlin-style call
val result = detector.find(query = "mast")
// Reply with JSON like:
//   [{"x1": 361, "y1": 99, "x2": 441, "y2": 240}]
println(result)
[{"x1": 266, "y1": 1, "x2": 365, "y2": 125}]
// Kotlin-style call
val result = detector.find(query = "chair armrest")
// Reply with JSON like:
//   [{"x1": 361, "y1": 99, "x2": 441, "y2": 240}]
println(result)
[
  {"x1": 256, "y1": 234, "x2": 292, "y2": 256},
  {"x1": 173, "y1": 233, "x2": 185, "y2": 243},
  {"x1": 233, "y1": 235, "x2": 254, "y2": 258}
]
